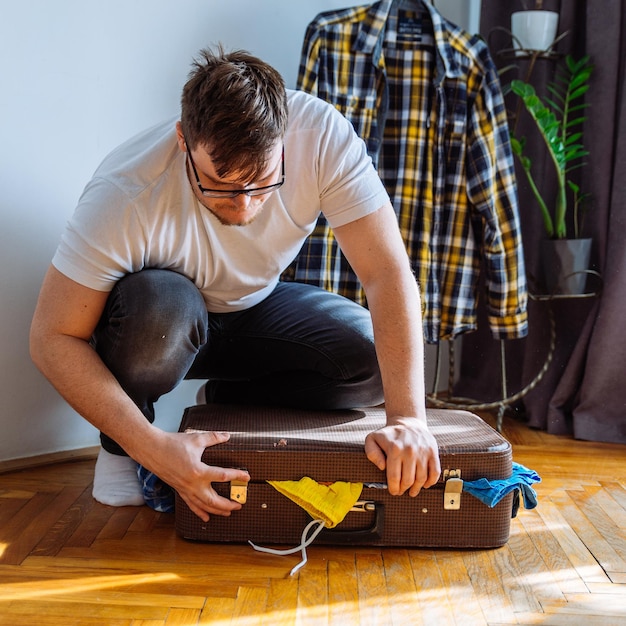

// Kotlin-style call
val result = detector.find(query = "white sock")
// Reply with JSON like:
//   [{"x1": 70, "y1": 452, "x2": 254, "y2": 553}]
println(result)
[{"x1": 92, "y1": 448, "x2": 145, "y2": 507}]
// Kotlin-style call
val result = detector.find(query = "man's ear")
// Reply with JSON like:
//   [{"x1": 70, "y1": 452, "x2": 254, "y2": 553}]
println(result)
[{"x1": 175, "y1": 121, "x2": 187, "y2": 152}]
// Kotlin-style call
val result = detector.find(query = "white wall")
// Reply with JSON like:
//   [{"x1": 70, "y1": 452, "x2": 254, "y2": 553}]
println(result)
[{"x1": 0, "y1": 0, "x2": 479, "y2": 463}]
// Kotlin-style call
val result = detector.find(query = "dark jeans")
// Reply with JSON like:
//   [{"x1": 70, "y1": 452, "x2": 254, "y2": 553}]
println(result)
[{"x1": 94, "y1": 269, "x2": 383, "y2": 455}]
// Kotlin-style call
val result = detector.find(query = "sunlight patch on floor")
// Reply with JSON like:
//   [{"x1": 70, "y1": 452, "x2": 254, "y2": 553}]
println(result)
[
  {"x1": 201, "y1": 589, "x2": 457, "y2": 625},
  {"x1": 0, "y1": 572, "x2": 180, "y2": 602}
]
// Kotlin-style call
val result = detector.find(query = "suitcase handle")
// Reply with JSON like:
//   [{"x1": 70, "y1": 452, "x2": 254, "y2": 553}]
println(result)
[{"x1": 316, "y1": 502, "x2": 385, "y2": 544}]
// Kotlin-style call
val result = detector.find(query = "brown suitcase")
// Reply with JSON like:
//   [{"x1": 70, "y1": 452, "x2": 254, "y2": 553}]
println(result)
[{"x1": 175, "y1": 405, "x2": 514, "y2": 548}]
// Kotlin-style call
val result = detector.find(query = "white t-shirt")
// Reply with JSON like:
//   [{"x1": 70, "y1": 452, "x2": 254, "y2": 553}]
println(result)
[{"x1": 53, "y1": 90, "x2": 390, "y2": 312}]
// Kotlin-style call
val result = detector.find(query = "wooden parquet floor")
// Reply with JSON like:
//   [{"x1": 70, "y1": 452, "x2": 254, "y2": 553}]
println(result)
[{"x1": 1, "y1": 412, "x2": 625, "y2": 625}]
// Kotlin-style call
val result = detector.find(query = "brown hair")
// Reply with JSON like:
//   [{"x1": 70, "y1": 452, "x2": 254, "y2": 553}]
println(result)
[{"x1": 180, "y1": 45, "x2": 288, "y2": 182}]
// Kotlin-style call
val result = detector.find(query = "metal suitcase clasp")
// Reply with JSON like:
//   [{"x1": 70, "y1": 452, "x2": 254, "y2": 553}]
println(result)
[
  {"x1": 350, "y1": 500, "x2": 376, "y2": 512},
  {"x1": 443, "y1": 469, "x2": 463, "y2": 510},
  {"x1": 230, "y1": 479, "x2": 248, "y2": 504}
]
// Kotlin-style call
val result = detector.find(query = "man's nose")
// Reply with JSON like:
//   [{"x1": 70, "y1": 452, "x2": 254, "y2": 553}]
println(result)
[{"x1": 231, "y1": 192, "x2": 253, "y2": 210}]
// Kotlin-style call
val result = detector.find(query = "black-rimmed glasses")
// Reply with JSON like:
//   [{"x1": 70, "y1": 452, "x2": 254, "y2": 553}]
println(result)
[{"x1": 187, "y1": 146, "x2": 285, "y2": 198}]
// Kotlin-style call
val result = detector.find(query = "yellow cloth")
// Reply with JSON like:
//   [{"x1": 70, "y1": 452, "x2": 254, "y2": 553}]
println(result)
[{"x1": 268, "y1": 477, "x2": 363, "y2": 528}]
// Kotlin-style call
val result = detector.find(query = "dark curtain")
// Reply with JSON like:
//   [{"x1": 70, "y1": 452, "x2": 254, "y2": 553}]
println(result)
[{"x1": 454, "y1": 0, "x2": 626, "y2": 443}]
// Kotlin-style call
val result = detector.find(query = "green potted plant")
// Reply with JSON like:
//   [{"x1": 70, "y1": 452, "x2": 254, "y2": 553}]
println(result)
[{"x1": 509, "y1": 54, "x2": 593, "y2": 294}]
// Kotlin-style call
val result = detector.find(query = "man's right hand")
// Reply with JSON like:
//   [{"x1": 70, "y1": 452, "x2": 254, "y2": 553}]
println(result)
[{"x1": 141, "y1": 429, "x2": 250, "y2": 522}]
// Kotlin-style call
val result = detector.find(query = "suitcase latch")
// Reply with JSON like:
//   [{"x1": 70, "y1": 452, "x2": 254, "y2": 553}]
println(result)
[
  {"x1": 350, "y1": 500, "x2": 376, "y2": 512},
  {"x1": 443, "y1": 469, "x2": 462, "y2": 511},
  {"x1": 230, "y1": 479, "x2": 248, "y2": 504}
]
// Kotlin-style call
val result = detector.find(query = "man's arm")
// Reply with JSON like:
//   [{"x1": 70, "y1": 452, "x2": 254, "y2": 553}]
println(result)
[
  {"x1": 29, "y1": 266, "x2": 249, "y2": 521},
  {"x1": 333, "y1": 203, "x2": 441, "y2": 496}
]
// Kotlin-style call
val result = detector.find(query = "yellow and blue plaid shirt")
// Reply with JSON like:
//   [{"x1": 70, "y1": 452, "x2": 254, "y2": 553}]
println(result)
[{"x1": 287, "y1": 0, "x2": 527, "y2": 342}]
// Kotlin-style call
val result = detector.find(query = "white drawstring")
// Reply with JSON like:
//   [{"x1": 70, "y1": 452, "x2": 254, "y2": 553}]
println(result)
[{"x1": 248, "y1": 518, "x2": 326, "y2": 576}]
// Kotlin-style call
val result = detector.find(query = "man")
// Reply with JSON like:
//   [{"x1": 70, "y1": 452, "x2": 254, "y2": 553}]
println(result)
[{"x1": 30, "y1": 47, "x2": 440, "y2": 523}]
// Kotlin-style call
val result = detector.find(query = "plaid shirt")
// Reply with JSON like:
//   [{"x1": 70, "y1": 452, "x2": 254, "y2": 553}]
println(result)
[{"x1": 288, "y1": 0, "x2": 527, "y2": 342}]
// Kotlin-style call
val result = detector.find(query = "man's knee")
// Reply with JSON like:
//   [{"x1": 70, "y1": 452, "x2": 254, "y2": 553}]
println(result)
[{"x1": 94, "y1": 269, "x2": 208, "y2": 382}]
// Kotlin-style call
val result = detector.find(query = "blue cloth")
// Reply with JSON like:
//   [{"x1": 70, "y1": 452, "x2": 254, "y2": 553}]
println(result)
[
  {"x1": 137, "y1": 465, "x2": 175, "y2": 513},
  {"x1": 462, "y1": 462, "x2": 540, "y2": 517}
]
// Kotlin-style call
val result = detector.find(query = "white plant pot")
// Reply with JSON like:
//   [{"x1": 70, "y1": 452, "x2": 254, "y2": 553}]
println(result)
[{"x1": 511, "y1": 10, "x2": 559, "y2": 55}]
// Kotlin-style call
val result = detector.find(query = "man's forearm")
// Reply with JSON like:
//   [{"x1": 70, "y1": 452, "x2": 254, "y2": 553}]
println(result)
[
  {"x1": 332, "y1": 204, "x2": 428, "y2": 424},
  {"x1": 366, "y1": 269, "x2": 427, "y2": 424},
  {"x1": 30, "y1": 333, "x2": 156, "y2": 460}
]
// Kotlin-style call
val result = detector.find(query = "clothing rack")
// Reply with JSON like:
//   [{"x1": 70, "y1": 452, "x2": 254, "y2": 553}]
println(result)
[{"x1": 427, "y1": 320, "x2": 555, "y2": 432}]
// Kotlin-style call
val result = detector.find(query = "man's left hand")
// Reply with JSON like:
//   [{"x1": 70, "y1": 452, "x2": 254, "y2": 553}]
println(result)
[{"x1": 364, "y1": 418, "x2": 441, "y2": 496}]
